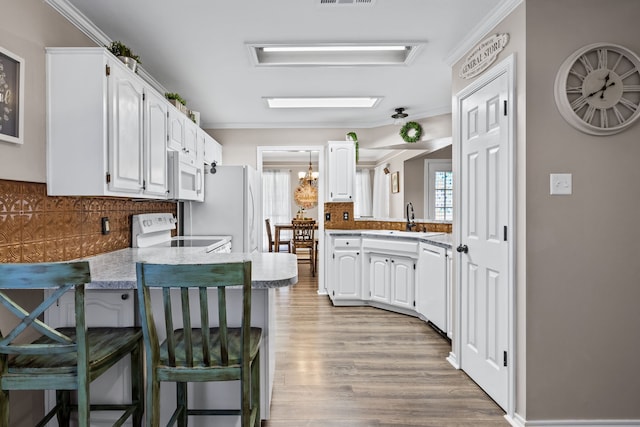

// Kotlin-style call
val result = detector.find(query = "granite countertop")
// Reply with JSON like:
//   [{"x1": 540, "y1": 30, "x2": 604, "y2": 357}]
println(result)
[
  {"x1": 82, "y1": 248, "x2": 298, "y2": 290},
  {"x1": 326, "y1": 229, "x2": 453, "y2": 249}
]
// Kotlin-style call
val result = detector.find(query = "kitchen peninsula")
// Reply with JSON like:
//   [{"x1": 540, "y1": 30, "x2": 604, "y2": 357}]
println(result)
[{"x1": 45, "y1": 248, "x2": 297, "y2": 426}]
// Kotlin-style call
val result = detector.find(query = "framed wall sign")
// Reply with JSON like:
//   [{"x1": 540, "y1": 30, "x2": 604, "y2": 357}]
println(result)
[
  {"x1": 0, "y1": 46, "x2": 24, "y2": 144},
  {"x1": 391, "y1": 171, "x2": 399, "y2": 193}
]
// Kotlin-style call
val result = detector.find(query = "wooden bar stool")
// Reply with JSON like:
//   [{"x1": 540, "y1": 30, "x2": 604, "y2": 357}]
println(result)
[
  {"x1": 136, "y1": 261, "x2": 261, "y2": 427},
  {"x1": 0, "y1": 261, "x2": 143, "y2": 427}
]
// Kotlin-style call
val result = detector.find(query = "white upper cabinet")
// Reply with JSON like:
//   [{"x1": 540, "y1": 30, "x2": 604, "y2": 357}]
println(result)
[
  {"x1": 167, "y1": 107, "x2": 185, "y2": 152},
  {"x1": 144, "y1": 89, "x2": 169, "y2": 197},
  {"x1": 46, "y1": 47, "x2": 166, "y2": 198},
  {"x1": 183, "y1": 119, "x2": 199, "y2": 162},
  {"x1": 327, "y1": 141, "x2": 355, "y2": 202},
  {"x1": 201, "y1": 130, "x2": 222, "y2": 165}
]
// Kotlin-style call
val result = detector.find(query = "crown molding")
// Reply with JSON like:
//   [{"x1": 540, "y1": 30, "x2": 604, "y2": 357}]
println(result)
[
  {"x1": 444, "y1": 0, "x2": 523, "y2": 67},
  {"x1": 45, "y1": 0, "x2": 169, "y2": 95}
]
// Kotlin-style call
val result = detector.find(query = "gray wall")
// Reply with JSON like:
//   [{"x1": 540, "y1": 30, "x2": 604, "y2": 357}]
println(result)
[
  {"x1": 453, "y1": 0, "x2": 640, "y2": 421},
  {"x1": 0, "y1": 0, "x2": 94, "y2": 183}
]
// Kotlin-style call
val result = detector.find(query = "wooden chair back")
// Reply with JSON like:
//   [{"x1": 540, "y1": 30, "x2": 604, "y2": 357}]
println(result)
[
  {"x1": 136, "y1": 261, "x2": 261, "y2": 426},
  {"x1": 265, "y1": 218, "x2": 274, "y2": 252},
  {"x1": 291, "y1": 219, "x2": 315, "y2": 247}
]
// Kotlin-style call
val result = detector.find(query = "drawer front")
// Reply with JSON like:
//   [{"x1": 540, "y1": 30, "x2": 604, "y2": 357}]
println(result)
[
  {"x1": 333, "y1": 237, "x2": 361, "y2": 248},
  {"x1": 362, "y1": 238, "x2": 418, "y2": 255}
]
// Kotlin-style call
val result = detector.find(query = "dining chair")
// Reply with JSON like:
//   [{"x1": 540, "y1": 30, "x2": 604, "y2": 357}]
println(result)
[
  {"x1": 0, "y1": 261, "x2": 143, "y2": 427},
  {"x1": 136, "y1": 261, "x2": 261, "y2": 427},
  {"x1": 265, "y1": 218, "x2": 290, "y2": 252},
  {"x1": 291, "y1": 219, "x2": 316, "y2": 277}
]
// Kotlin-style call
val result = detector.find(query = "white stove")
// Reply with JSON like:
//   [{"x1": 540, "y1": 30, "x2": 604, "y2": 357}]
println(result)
[{"x1": 132, "y1": 213, "x2": 231, "y2": 253}]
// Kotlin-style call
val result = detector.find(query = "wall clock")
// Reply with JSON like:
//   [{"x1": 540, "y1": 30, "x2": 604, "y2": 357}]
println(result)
[{"x1": 554, "y1": 42, "x2": 640, "y2": 135}]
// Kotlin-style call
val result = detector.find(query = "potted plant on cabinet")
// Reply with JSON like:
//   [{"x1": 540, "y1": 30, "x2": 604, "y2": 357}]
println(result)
[
  {"x1": 108, "y1": 41, "x2": 141, "y2": 73},
  {"x1": 164, "y1": 92, "x2": 189, "y2": 115}
]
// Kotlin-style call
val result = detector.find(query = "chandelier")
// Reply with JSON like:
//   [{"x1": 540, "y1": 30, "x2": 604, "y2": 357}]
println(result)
[{"x1": 294, "y1": 152, "x2": 318, "y2": 210}]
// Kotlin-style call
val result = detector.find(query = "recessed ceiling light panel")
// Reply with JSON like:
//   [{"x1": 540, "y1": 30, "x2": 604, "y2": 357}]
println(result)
[
  {"x1": 247, "y1": 42, "x2": 424, "y2": 66},
  {"x1": 265, "y1": 97, "x2": 381, "y2": 109}
]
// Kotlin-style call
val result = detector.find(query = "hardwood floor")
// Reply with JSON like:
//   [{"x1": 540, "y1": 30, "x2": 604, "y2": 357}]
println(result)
[{"x1": 265, "y1": 264, "x2": 508, "y2": 427}]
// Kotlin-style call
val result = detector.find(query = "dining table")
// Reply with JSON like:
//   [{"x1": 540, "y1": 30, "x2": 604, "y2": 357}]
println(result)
[{"x1": 273, "y1": 221, "x2": 319, "y2": 252}]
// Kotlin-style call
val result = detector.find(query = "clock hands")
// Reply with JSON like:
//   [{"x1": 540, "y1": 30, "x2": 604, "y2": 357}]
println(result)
[{"x1": 586, "y1": 72, "x2": 616, "y2": 99}]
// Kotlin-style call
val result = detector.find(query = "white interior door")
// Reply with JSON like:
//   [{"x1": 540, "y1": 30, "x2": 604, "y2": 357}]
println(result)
[{"x1": 458, "y1": 65, "x2": 511, "y2": 410}]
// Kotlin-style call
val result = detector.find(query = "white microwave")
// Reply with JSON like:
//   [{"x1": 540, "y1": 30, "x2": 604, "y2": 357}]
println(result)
[{"x1": 167, "y1": 151, "x2": 204, "y2": 201}]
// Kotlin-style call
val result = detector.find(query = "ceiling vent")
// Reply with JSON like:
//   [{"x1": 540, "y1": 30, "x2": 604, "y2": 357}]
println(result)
[{"x1": 319, "y1": 0, "x2": 375, "y2": 6}]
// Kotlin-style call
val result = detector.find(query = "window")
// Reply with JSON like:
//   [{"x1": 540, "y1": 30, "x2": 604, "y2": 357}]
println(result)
[
  {"x1": 262, "y1": 169, "x2": 291, "y2": 250},
  {"x1": 433, "y1": 170, "x2": 453, "y2": 221},
  {"x1": 425, "y1": 160, "x2": 452, "y2": 221}
]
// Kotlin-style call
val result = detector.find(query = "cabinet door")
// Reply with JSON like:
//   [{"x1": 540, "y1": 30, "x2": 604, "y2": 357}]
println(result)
[
  {"x1": 168, "y1": 107, "x2": 185, "y2": 151},
  {"x1": 108, "y1": 65, "x2": 144, "y2": 193},
  {"x1": 328, "y1": 142, "x2": 355, "y2": 201},
  {"x1": 368, "y1": 254, "x2": 390, "y2": 303},
  {"x1": 203, "y1": 131, "x2": 222, "y2": 165},
  {"x1": 183, "y1": 120, "x2": 199, "y2": 162},
  {"x1": 333, "y1": 249, "x2": 360, "y2": 300},
  {"x1": 417, "y1": 244, "x2": 447, "y2": 331},
  {"x1": 45, "y1": 290, "x2": 135, "y2": 427},
  {"x1": 144, "y1": 89, "x2": 168, "y2": 197},
  {"x1": 390, "y1": 256, "x2": 415, "y2": 310}
]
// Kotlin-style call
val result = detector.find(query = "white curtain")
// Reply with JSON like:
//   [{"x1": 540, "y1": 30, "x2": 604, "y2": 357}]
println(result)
[
  {"x1": 355, "y1": 168, "x2": 373, "y2": 218},
  {"x1": 372, "y1": 164, "x2": 390, "y2": 218},
  {"x1": 262, "y1": 169, "x2": 291, "y2": 250}
]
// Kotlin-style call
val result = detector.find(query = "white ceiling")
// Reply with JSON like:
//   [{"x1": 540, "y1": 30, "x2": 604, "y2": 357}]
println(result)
[{"x1": 52, "y1": 0, "x2": 508, "y2": 129}]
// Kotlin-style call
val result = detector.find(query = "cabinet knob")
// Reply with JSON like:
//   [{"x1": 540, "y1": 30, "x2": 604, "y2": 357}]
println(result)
[
  {"x1": 121, "y1": 293, "x2": 129, "y2": 300},
  {"x1": 456, "y1": 244, "x2": 469, "y2": 254}
]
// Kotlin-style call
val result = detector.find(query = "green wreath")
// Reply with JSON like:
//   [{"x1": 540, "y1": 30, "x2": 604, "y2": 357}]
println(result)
[{"x1": 400, "y1": 121, "x2": 423, "y2": 143}]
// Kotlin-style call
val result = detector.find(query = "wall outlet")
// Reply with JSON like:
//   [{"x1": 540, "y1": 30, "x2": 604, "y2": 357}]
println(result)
[
  {"x1": 342, "y1": 212, "x2": 349, "y2": 220},
  {"x1": 101, "y1": 217, "x2": 110, "y2": 235},
  {"x1": 325, "y1": 212, "x2": 331, "y2": 221}
]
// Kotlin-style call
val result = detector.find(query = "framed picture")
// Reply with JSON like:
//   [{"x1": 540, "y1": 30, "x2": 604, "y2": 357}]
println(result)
[
  {"x1": 0, "y1": 46, "x2": 24, "y2": 144},
  {"x1": 391, "y1": 171, "x2": 399, "y2": 193}
]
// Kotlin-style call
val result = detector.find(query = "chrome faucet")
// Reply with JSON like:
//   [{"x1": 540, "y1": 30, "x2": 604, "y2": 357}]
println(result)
[{"x1": 406, "y1": 202, "x2": 416, "y2": 231}]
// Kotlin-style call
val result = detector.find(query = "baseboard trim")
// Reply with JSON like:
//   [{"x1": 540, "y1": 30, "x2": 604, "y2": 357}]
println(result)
[{"x1": 509, "y1": 413, "x2": 640, "y2": 427}]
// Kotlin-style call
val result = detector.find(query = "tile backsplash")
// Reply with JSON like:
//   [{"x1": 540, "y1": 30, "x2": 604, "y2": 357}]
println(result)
[
  {"x1": 324, "y1": 202, "x2": 452, "y2": 233},
  {"x1": 0, "y1": 179, "x2": 177, "y2": 263}
]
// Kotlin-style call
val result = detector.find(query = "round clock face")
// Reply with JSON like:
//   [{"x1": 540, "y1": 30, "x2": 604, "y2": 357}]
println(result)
[{"x1": 554, "y1": 43, "x2": 640, "y2": 135}]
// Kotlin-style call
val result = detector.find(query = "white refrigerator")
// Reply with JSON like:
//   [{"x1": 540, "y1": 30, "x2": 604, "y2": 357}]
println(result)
[{"x1": 183, "y1": 165, "x2": 259, "y2": 253}]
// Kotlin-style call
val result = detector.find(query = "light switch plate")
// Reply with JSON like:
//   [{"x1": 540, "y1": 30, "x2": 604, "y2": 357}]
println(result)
[{"x1": 550, "y1": 173, "x2": 572, "y2": 195}]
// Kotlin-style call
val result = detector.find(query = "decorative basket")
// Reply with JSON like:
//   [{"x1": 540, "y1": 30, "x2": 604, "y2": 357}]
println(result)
[{"x1": 168, "y1": 99, "x2": 189, "y2": 115}]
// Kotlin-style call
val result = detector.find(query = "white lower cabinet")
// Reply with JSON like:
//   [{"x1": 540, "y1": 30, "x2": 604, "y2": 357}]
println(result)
[
  {"x1": 327, "y1": 232, "x2": 450, "y2": 336},
  {"x1": 416, "y1": 243, "x2": 448, "y2": 333},
  {"x1": 328, "y1": 236, "x2": 361, "y2": 302},
  {"x1": 44, "y1": 290, "x2": 136, "y2": 427},
  {"x1": 366, "y1": 254, "x2": 416, "y2": 311},
  {"x1": 390, "y1": 256, "x2": 416, "y2": 311},
  {"x1": 368, "y1": 254, "x2": 391, "y2": 304}
]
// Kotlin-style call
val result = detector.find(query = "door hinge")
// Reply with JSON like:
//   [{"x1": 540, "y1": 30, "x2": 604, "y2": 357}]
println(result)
[
  {"x1": 333, "y1": 253, "x2": 335, "y2": 259},
  {"x1": 413, "y1": 263, "x2": 416, "y2": 270},
  {"x1": 105, "y1": 65, "x2": 110, "y2": 76},
  {"x1": 503, "y1": 225, "x2": 508, "y2": 241},
  {"x1": 503, "y1": 351, "x2": 508, "y2": 367},
  {"x1": 332, "y1": 290, "x2": 335, "y2": 296},
  {"x1": 413, "y1": 300, "x2": 416, "y2": 307},
  {"x1": 106, "y1": 172, "x2": 111, "y2": 183},
  {"x1": 503, "y1": 100, "x2": 507, "y2": 116},
  {"x1": 143, "y1": 93, "x2": 146, "y2": 101},
  {"x1": 142, "y1": 180, "x2": 146, "y2": 191}
]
